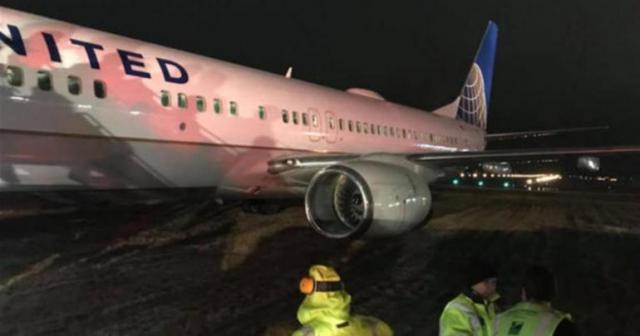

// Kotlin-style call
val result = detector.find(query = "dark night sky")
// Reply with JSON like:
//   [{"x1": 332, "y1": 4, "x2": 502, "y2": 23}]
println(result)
[{"x1": 2, "y1": 0, "x2": 640, "y2": 146}]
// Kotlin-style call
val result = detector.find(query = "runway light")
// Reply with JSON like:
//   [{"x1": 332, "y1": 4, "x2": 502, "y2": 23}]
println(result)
[
  {"x1": 477, "y1": 180, "x2": 485, "y2": 187},
  {"x1": 503, "y1": 181, "x2": 510, "y2": 188},
  {"x1": 452, "y1": 178, "x2": 460, "y2": 185}
]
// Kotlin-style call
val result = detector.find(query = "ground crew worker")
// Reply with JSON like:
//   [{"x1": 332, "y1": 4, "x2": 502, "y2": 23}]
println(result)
[
  {"x1": 493, "y1": 265, "x2": 580, "y2": 336},
  {"x1": 439, "y1": 261, "x2": 501, "y2": 336},
  {"x1": 292, "y1": 264, "x2": 394, "y2": 336}
]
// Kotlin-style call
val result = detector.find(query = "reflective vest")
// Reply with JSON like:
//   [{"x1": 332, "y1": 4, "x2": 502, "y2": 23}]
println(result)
[
  {"x1": 493, "y1": 301, "x2": 570, "y2": 336},
  {"x1": 439, "y1": 293, "x2": 499, "y2": 336},
  {"x1": 292, "y1": 315, "x2": 393, "y2": 336}
]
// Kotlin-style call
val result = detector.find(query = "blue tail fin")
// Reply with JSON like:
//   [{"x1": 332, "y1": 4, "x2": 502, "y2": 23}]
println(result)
[{"x1": 456, "y1": 21, "x2": 498, "y2": 130}]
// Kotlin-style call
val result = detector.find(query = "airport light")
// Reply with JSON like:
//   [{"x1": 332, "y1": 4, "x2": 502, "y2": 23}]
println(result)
[
  {"x1": 502, "y1": 181, "x2": 510, "y2": 188},
  {"x1": 452, "y1": 178, "x2": 460, "y2": 185},
  {"x1": 477, "y1": 180, "x2": 485, "y2": 187}
]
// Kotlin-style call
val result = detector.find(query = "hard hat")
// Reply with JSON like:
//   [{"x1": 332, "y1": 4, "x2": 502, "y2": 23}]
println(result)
[{"x1": 299, "y1": 265, "x2": 345, "y2": 295}]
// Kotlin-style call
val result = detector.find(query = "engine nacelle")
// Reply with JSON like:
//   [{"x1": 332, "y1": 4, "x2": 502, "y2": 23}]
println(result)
[{"x1": 304, "y1": 161, "x2": 432, "y2": 239}]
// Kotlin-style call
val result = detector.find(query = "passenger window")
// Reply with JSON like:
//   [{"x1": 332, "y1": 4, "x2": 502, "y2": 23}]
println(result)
[
  {"x1": 429, "y1": 133, "x2": 434, "y2": 142},
  {"x1": 377, "y1": 125, "x2": 381, "y2": 135},
  {"x1": 312, "y1": 114, "x2": 318, "y2": 127},
  {"x1": 6, "y1": 66, "x2": 23, "y2": 86},
  {"x1": 292, "y1": 111, "x2": 299, "y2": 124},
  {"x1": 339, "y1": 119, "x2": 344, "y2": 130},
  {"x1": 356, "y1": 121, "x2": 361, "y2": 133},
  {"x1": 37, "y1": 70, "x2": 52, "y2": 91},
  {"x1": 383, "y1": 126, "x2": 388, "y2": 136},
  {"x1": 402, "y1": 129, "x2": 407, "y2": 139},
  {"x1": 68, "y1": 75, "x2": 81, "y2": 95},
  {"x1": 371, "y1": 124, "x2": 375, "y2": 134},
  {"x1": 348, "y1": 120, "x2": 353, "y2": 132},
  {"x1": 363, "y1": 122, "x2": 368, "y2": 134},
  {"x1": 230, "y1": 101, "x2": 238, "y2": 115},
  {"x1": 161, "y1": 90, "x2": 171, "y2": 106},
  {"x1": 258, "y1": 106, "x2": 266, "y2": 120},
  {"x1": 196, "y1": 96, "x2": 206, "y2": 112},
  {"x1": 302, "y1": 113, "x2": 309, "y2": 126},
  {"x1": 94, "y1": 80, "x2": 106, "y2": 98},
  {"x1": 390, "y1": 127, "x2": 395, "y2": 136},
  {"x1": 329, "y1": 117, "x2": 335, "y2": 129},
  {"x1": 178, "y1": 93, "x2": 188, "y2": 108},
  {"x1": 282, "y1": 110, "x2": 289, "y2": 123},
  {"x1": 214, "y1": 98, "x2": 221, "y2": 113}
]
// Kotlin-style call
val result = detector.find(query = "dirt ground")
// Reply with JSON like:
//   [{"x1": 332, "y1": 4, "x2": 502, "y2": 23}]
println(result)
[{"x1": 0, "y1": 189, "x2": 639, "y2": 335}]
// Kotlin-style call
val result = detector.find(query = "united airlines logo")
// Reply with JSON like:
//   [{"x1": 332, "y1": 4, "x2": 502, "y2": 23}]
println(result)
[{"x1": 456, "y1": 63, "x2": 487, "y2": 129}]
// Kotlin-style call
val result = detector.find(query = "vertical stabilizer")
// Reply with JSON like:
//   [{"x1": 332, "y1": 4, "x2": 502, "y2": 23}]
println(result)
[{"x1": 455, "y1": 21, "x2": 498, "y2": 130}]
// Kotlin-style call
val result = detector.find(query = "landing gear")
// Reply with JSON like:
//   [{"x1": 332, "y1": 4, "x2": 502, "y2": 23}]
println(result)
[{"x1": 241, "y1": 200, "x2": 285, "y2": 215}]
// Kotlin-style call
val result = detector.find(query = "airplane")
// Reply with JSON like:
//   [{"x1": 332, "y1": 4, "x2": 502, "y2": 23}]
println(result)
[{"x1": 1, "y1": 6, "x2": 638, "y2": 238}]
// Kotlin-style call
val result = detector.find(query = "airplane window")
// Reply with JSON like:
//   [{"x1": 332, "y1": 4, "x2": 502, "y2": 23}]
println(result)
[
  {"x1": 414, "y1": 131, "x2": 418, "y2": 140},
  {"x1": 214, "y1": 99, "x2": 221, "y2": 114},
  {"x1": 292, "y1": 111, "x2": 299, "y2": 124},
  {"x1": 396, "y1": 128, "x2": 401, "y2": 138},
  {"x1": 312, "y1": 114, "x2": 318, "y2": 127},
  {"x1": 348, "y1": 120, "x2": 353, "y2": 132},
  {"x1": 402, "y1": 129, "x2": 407, "y2": 139},
  {"x1": 363, "y1": 122, "x2": 368, "y2": 134},
  {"x1": 338, "y1": 118, "x2": 344, "y2": 130},
  {"x1": 6, "y1": 66, "x2": 23, "y2": 87},
  {"x1": 383, "y1": 126, "x2": 388, "y2": 136},
  {"x1": 329, "y1": 117, "x2": 335, "y2": 129},
  {"x1": 161, "y1": 90, "x2": 171, "y2": 106},
  {"x1": 68, "y1": 76, "x2": 81, "y2": 95},
  {"x1": 429, "y1": 133, "x2": 434, "y2": 142},
  {"x1": 37, "y1": 70, "x2": 52, "y2": 91},
  {"x1": 377, "y1": 125, "x2": 381, "y2": 135},
  {"x1": 356, "y1": 121, "x2": 361, "y2": 133},
  {"x1": 196, "y1": 96, "x2": 206, "y2": 112},
  {"x1": 371, "y1": 124, "x2": 375, "y2": 134},
  {"x1": 94, "y1": 80, "x2": 106, "y2": 98},
  {"x1": 258, "y1": 106, "x2": 266, "y2": 120},
  {"x1": 230, "y1": 101, "x2": 238, "y2": 116},
  {"x1": 178, "y1": 93, "x2": 188, "y2": 108},
  {"x1": 282, "y1": 109, "x2": 289, "y2": 123},
  {"x1": 390, "y1": 127, "x2": 394, "y2": 136},
  {"x1": 302, "y1": 113, "x2": 309, "y2": 126}
]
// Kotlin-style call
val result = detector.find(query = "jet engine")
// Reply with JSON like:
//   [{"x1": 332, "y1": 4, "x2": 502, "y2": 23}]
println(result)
[{"x1": 304, "y1": 161, "x2": 432, "y2": 239}]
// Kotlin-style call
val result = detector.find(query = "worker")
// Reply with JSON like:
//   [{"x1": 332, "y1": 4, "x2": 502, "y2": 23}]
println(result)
[
  {"x1": 493, "y1": 265, "x2": 580, "y2": 336},
  {"x1": 292, "y1": 264, "x2": 393, "y2": 336},
  {"x1": 439, "y1": 261, "x2": 501, "y2": 336}
]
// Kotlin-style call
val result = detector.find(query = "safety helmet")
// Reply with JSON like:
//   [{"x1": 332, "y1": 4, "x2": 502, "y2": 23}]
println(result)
[{"x1": 299, "y1": 265, "x2": 345, "y2": 295}]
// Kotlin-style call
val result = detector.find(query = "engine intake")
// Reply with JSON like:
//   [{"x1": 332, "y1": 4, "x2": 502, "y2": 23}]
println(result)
[{"x1": 305, "y1": 161, "x2": 431, "y2": 239}]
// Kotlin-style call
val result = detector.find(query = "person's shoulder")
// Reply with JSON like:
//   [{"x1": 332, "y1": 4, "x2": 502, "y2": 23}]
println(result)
[{"x1": 554, "y1": 319, "x2": 581, "y2": 336}]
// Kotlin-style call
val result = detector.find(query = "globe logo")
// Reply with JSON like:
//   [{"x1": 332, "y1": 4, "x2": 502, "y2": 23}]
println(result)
[{"x1": 456, "y1": 63, "x2": 487, "y2": 129}]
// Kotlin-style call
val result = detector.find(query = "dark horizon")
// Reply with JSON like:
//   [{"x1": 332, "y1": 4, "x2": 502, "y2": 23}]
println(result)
[{"x1": 1, "y1": 0, "x2": 639, "y2": 147}]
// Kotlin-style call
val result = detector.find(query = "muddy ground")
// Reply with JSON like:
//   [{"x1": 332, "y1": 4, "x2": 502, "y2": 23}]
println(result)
[{"x1": 0, "y1": 189, "x2": 639, "y2": 335}]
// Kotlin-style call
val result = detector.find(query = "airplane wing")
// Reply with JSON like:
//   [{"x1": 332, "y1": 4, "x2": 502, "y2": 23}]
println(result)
[{"x1": 267, "y1": 146, "x2": 640, "y2": 175}]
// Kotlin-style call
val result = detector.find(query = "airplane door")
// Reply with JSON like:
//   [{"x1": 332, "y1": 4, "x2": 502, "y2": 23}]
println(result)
[
  {"x1": 324, "y1": 110, "x2": 337, "y2": 143},
  {"x1": 308, "y1": 107, "x2": 322, "y2": 142}
]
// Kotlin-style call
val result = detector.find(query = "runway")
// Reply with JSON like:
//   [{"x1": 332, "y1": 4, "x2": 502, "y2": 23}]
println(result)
[{"x1": 0, "y1": 189, "x2": 639, "y2": 335}]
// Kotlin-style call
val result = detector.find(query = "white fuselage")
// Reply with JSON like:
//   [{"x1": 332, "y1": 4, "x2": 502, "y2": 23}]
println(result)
[{"x1": 0, "y1": 7, "x2": 485, "y2": 196}]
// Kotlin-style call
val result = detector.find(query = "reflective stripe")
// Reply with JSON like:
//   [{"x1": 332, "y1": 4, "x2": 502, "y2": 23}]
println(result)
[
  {"x1": 492, "y1": 314, "x2": 501, "y2": 336},
  {"x1": 449, "y1": 302, "x2": 482, "y2": 334},
  {"x1": 298, "y1": 325, "x2": 314, "y2": 336},
  {"x1": 533, "y1": 313, "x2": 555, "y2": 336}
]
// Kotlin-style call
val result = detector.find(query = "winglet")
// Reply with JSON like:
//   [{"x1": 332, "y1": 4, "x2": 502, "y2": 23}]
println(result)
[{"x1": 285, "y1": 66, "x2": 293, "y2": 79}]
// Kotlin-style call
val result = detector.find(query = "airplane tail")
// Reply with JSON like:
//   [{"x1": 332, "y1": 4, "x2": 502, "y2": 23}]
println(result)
[{"x1": 433, "y1": 21, "x2": 498, "y2": 130}]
